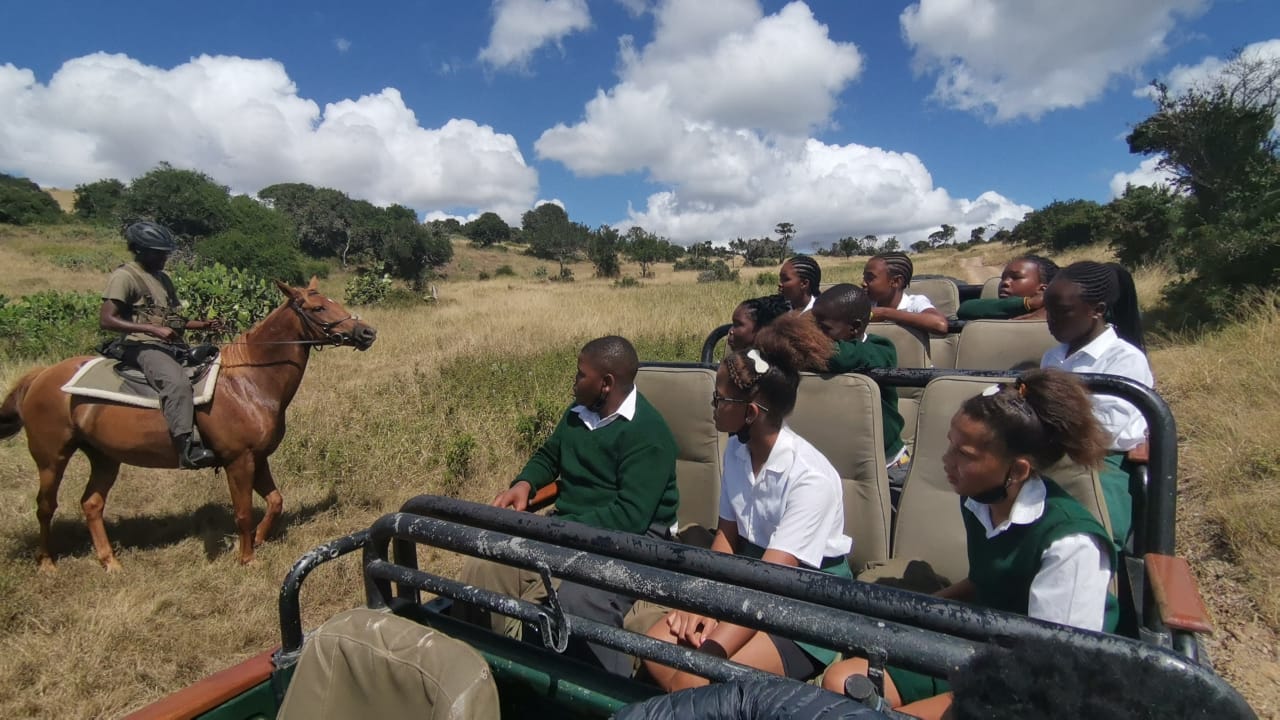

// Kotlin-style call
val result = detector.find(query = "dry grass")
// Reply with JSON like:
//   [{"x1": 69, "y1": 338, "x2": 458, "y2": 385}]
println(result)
[{"x1": 1, "y1": 232, "x2": 1277, "y2": 716}]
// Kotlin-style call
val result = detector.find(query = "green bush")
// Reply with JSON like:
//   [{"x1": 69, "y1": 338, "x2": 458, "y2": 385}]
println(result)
[
  {"x1": 345, "y1": 272, "x2": 393, "y2": 306},
  {"x1": 171, "y1": 263, "x2": 280, "y2": 334},
  {"x1": 0, "y1": 290, "x2": 104, "y2": 361},
  {"x1": 444, "y1": 433, "x2": 478, "y2": 486},
  {"x1": 195, "y1": 229, "x2": 307, "y2": 284},
  {"x1": 614, "y1": 276, "x2": 642, "y2": 288},
  {"x1": 0, "y1": 174, "x2": 64, "y2": 226},
  {"x1": 697, "y1": 260, "x2": 739, "y2": 283},
  {"x1": 755, "y1": 271, "x2": 779, "y2": 287},
  {"x1": 300, "y1": 259, "x2": 331, "y2": 280},
  {"x1": 533, "y1": 266, "x2": 549, "y2": 279},
  {"x1": 494, "y1": 264, "x2": 516, "y2": 277},
  {"x1": 550, "y1": 267, "x2": 575, "y2": 282},
  {"x1": 381, "y1": 288, "x2": 430, "y2": 308},
  {"x1": 478, "y1": 271, "x2": 491, "y2": 280},
  {"x1": 673, "y1": 256, "x2": 715, "y2": 272},
  {"x1": 515, "y1": 400, "x2": 563, "y2": 454}
]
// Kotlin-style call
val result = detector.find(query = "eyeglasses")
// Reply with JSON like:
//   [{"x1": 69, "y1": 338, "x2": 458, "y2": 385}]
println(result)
[{"x1": 711, "y1": 392, "x2": 770, "y2": 413}]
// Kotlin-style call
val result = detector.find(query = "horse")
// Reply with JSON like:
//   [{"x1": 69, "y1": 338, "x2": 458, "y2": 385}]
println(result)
[{"x1": 0, "y1": 277, "x2": 376, "y2": 571}]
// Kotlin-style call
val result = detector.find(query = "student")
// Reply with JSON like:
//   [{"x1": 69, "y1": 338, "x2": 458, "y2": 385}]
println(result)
[
  {"x1": 727, "y1": 294, "x2": 791, "y2": 352},
  {"x1": 778, "y1": 255, "x2": 822, "y2": 312},
  {"x1": 811, "y1": 284, "x2": 907, "y2": 488},
  {"x1": 641, "y1": 314, "x2": 851, "y2": 690},
  {"x1": 956, "y1": 255, "x2": 1058, "y2": 320},
  {"x1": 863, "y1": 252, "x2": 949, "y2": 335},
  {"x1": 452, "y1": 335, "x2": 679, "y2": 676},
  {"x1": 1041, "y1": 261, "x2": 1152, "y2": 548},
  {"x1": 822, "y1": 368, "x2": 1116, "y2": 708}
]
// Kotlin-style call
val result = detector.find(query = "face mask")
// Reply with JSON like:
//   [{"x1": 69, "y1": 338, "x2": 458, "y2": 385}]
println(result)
[{"x1": 969, "y1": 475, "x2": 1013, "y2": 505}]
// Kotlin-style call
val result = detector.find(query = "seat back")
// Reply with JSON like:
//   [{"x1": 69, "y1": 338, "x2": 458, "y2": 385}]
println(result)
[
  {"x1": 636, "y1": 365, "x2": 722, "y2": 530},
  {"x1": 892, "y1": 376, "x2": 1112, "y2": 583},
  {"x1": 789, "y1": 372, "x2": 892, "y2": 571},
  {"x1": 911, "y1": 278, "x2": 960, "y2": 318},
  {"x1": 868, "y1": 322, "x2": 931, "y2": 451},
  {"x1": 278, "y1": 608, "x2": 499, "y2": 720},
  {"x1": 954, "y1": 320, "x2": 1057, "y2": 372},
  {"x1": 980, "y1": 276, "x2": 1001, "y2": 299},
  {"x1": 929, "y1": 334, "x2": 960, "y2": 370}
]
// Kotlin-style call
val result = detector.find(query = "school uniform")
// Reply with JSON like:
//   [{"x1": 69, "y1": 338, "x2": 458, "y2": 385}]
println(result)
[
  {"x1": 895, "y1": 292, "x2": 935, "y2": 313},
  {"x1": 827, "y1": 337, "x2": 906, "y2": 470},
  {"x1": 956, "y1": 296, "x2": 1030, "y2": 320},
  {"x1": 1041, "y1": 326, "x2": 1154, "y2": 546},
  {"x1": 719, "y1": 427, "x2": 852, "y2": 674},
  {"x1": 797, "y1": 295, "x2": 816, "y2": 313}
]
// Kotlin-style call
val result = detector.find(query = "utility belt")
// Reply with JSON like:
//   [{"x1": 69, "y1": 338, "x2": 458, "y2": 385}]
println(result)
[{"x1": 97, "y1": 338, "x2": 218, "y2": 367}]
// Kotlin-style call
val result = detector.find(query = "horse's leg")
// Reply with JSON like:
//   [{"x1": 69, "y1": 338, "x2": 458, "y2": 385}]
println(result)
[
  {"x1": 251, "y1": 457, "x2": 283, "y2": 547},
  {"x1": 80, "y1": 451, "x2": 123, "y2": 572},
  {"x1": 224, "y1": 454, "x2": 258, "y2": 564},
  {"x1": 34, "y1": 454, "x2": 72, "y2": 572}
]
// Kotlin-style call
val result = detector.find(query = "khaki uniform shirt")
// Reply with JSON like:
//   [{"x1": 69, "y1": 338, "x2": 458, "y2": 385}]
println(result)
[{"x1": 102, "y1": 262, "x2": 184, "y2": 344}]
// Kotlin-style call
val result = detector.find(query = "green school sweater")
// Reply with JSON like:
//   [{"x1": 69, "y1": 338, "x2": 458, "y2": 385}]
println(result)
[
  {"x1": 828, "y1": 335, "x2": 905, "y2": 459},
  {"x1": 957, "y1": 296, "x2": 1028, "y2": 320},
  {"x1": 963, "y1": 478, "x2": 1119, "y2": 632},
  {"x1": 515, "y1": 392, "x2": 679, "y2": 535}
]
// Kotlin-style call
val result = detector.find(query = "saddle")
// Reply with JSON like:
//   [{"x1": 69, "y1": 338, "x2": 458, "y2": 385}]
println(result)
[{"x1": 61, "y1": 346, "x2": 222, "y2": 410}]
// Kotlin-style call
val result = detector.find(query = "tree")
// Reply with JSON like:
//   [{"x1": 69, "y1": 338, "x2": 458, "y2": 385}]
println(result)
[
  {"x1": 774, "y1": 222, "x2": 796, "y2": 261},
  {"x1": 380, "y1": 216, "x2": 452, "y2": 290},
  {"x1": 1010, "y1": 200, "x2": 1105, "y2": 251},
  {"x1": 0, "y1": 174, "x2": 63, "y2": 225},
  {"x1": 623, "y1": 226, "x2": 664, "y2": 278},
  {"x1": 196, "y1": 229, "x2": 306, "y2": 284},
  {"x1": 728, "y1": 237, "x2": 783, "y2": 266},
  {"x1": 73, "y1": 178, "x2": 127, "y2": 223},
  {"x1": 464, "y1": 212, "x2": 512, "y2": 247},
  {"x1": 1104, "y1": 184, "x2": 1186, "y2": 267},
  {"x1": 861, "y1": 234, "x2": 879, "y2": 250},
  {"x1": 260, "y1": 183, "x2": 354, "y2": 261},
  {"x1": 991, "y1": 228, "x2": 1013, "y2": 244},
  {"x1": 124, "y1": 163, "x2": 231, "y2": 238},
  {"x1": 523, "y1": 203, "x2": 583, "y2": 278},
  {"x1": 969, "y1": 226, "x2": 987, "y2": 245},
  {"x1": 586, "y1": 225, "x2": 622, "y2": 278},
  {"x1": 910, "y1": 240, "x2": 931, "y2": 253},
  {"x1": 834, "y1": 236, "x2": 862, "y2": 258},
  {"x1": 882, "y1": 236, "x2": 899, "y2": 252},
  {"x1": 928, "y1": 223, "x2": 956, "y2": 248}
]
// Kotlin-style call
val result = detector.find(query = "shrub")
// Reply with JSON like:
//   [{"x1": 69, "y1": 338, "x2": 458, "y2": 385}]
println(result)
[
  {"x1": 300, "y1": 259, "x2": 331, "y2": 280},
  {"x1": 515, "y1": 400, "x2": 562, "y2": 454},
  {"x1": 478, "y1": 271, "x2": 491, "y2": 281},
  {"x1": 444, "y1": 433, "x2": 477, "y2": 486},
  {"x1": 345, "y1": 271, "x2": 393, "y2": 306},
  {"x1": 0, "y1": 290, "x2": 103, "y2": 361},
  {"x1": 381, "y1": 288, "x2": 429, "y2": 308},
  {"x1": 614, "y1": 276, "x2": 642, "y2": 288},
  {"x1": 550, "y1": 267, "x2": 575, "y2": 282},
  {"x1": 494, "y1": 264, "x2": 517, "y2": 277},
  {"x1": 533, "y1": 265, "x2": 549, "y2": 279},
  {"x1": 170, "y1": 263, "x2": 280, "y2": 334},
  {"x1": 755, "y1": 271, "x2": 779, "y2": 287},
  {"x1": 673, "y1": 256, "x2": 715, "y2": 272},
  {"x1": 697, "y1": 260, "x2": 739, "y2": 283},
  {"x1": 0, "y1": 174, "x2": 64, "y2": 225},
  {"x1": 195, "y1": 229, "x2": 307, "y2": 284}
]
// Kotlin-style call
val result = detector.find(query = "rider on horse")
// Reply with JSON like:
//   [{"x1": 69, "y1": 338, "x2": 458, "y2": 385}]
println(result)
[{"x1": 99, "y1": 221, "x2": 225, "y2": 469}]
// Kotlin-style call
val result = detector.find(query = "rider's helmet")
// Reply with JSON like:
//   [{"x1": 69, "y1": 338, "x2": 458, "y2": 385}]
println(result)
[{"x1": 124, "y1": 221, "x2": 178, "y2": 253}]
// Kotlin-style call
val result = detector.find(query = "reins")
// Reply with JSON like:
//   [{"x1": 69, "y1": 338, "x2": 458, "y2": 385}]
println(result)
[{"x1": 194, "y1": 299, "x2": 362, "y2": 351}]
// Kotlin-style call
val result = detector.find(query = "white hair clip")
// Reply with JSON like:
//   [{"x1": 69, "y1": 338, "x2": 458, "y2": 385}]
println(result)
[
  {"x1": 981, "y1": 383, "x2": 1003, "y2": 397},
  {"x1": 747, "y1": 348, "x2": 770, "y2": 374}
]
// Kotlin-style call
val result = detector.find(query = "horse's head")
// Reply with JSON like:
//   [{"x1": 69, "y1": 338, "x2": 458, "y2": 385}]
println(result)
[{"x1": 276, "y1": 277, "x2": 377, "y2": 350}]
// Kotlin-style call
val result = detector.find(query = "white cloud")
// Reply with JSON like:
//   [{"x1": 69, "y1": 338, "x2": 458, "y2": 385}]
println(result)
[
  {"x1": 1136, "y1": 37, "x2": 1280, "y2": 100},
  {"x1": 1110, "y1": 156, "x2": 1178, "y2": 198},
  {"x1": 901, "y1": 0, "x2": 1208, "y2": 121},
  {"x1": 536, "y1": 0, "x2": 1026, "y2": 245},
  {"x1": 479, "y1": 0, "x2": 591, "y2": 71},
  {"x1": 616, "y1": 0, "x2": 648, "y2": 17},
  {"x1": 335, "y1": 37, "x2": 351, "y2": 53},
  {"x1": 0, "y1": 53, "x2": 539, "y2": 225}
]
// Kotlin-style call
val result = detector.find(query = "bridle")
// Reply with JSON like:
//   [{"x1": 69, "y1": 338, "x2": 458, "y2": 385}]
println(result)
[{"x1": 287, "y1": 298, "x2": 362, "y2": 348}]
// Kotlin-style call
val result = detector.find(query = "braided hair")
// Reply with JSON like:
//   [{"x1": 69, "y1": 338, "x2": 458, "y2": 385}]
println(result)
[
  {"x1": 1016, "y1": 254, "x2": 1059, "y2": 286},
  {"x1": 722, "y1": 313, "x2": 833, "y2": 425},
  {"x1": 784, "y1": 255, "x2": 822, "y2": 299},
  {"x1": 873, "y1": 252, "x2": 914, "y2": 288},
  {"x1": 1057, "y1": 261, "x2": 1145, "y2": 352},
  {"x1": 739, "y1": 294, "x2": 791, "y2": 332}
]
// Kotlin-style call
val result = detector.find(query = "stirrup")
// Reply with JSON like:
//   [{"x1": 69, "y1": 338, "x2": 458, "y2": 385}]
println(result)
[{"x1": 180, "y1": 437, "x2": 218, "y2": 469}]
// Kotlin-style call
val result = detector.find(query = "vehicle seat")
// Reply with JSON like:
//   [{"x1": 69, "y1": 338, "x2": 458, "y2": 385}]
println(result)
[
  {"x1": 954, "y1": 320, "x2": 1057, "y2": 372},
  {"x1": 929, "y1": 334, "x2": 959, "y2": 370},
  {"x1": 910, "y1": 278, "x2": 960, "y2": 319},
  {"x1": 980, "y1": 276, "x2": 1001, "y2": 299},
  {"x1": 636, "y1": 365, "x2": 723, "y2": 532},
  {"x1": 789, "y1": 372, "x2": 892, "y2": 572},
  {"x1": 867, "y1": 322, "x2": 931, "y2": 453},
  {"x1": 278, "y1": 607, "x2": 499, "y2": 720}
]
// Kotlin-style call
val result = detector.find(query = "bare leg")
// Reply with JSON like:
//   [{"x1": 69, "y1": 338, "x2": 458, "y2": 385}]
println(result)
[
  {"x1": 643, "y1": 613, "x2": 787, "y2": 692},
  {"x1": 251, "y1": 457, "x2": 283, "y2": 547},
  {"x1": 224, "y1": 454, "x2": 257, "y2": 564},
  {"x1": 821, "y1": 657, "x2": 903, "y2": 707},
  {"x1": 80, "y1": 452, "x2": 122, "y2": 572},
  {"x1": 34, "y1": 454, "x2": 72, "y2": 572}
]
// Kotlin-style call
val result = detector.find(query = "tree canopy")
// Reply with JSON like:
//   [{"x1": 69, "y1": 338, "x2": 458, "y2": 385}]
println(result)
[{"x1": 0, "y1": 173, "x2": 63, "y2": 225}]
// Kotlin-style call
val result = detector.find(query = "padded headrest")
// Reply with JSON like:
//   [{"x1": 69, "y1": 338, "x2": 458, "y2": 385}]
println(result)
[
  {"x1": 636, "y1": 365, "x2": 722, "y2": 531},
  {"x1": 954, "y1": 320, "x2": 1057, "y2": 372}
]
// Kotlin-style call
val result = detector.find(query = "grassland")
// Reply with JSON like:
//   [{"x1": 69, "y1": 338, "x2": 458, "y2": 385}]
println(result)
[{"x1": 0, "y1": 227, "x2": 1277, "y2": 717}]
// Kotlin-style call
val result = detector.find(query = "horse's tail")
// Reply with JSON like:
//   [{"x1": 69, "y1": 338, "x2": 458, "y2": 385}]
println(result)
[{"x1": 0, "y1": 367, "x2": 45, "y2": 440}]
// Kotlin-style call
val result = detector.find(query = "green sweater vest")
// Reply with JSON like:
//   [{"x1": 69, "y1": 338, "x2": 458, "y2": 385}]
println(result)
[
  {"x1": 828, "y1": 335, "x2": 905, "y2": 459},
  {"x1": 963, "y1": 478, "x2": 1118, "y2": 631},
  {"x1": 957, "y1": 296, "x2": 1028, "y2": 320},
  {"x1": 516, "y1": 393, "x2": 679, "y2": 535}
]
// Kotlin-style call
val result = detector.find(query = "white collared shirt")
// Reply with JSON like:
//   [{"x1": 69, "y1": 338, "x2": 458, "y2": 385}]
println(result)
[
  {"x1": 718, "y1": 426, "x2": 852, "y2": 568},
  {"x1": 570, "y1": 386, "x2": 637, "y2": 431},
  {"x1": 1041, "y1": 326, "x2": 1153, "y2": 451},
  {"x1": 964, "y1": 477, "x2": 1111, "y2": 632},
  {"x1": 896, "y1": 292, "x2": 935, "y2": 313},
  {"x1": 799, "y1": 295, "x2": 816, "y2": 313}
]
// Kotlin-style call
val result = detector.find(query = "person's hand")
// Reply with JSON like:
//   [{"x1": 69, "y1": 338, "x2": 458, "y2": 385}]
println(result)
[
  {"x1": 667, "y1": 611, "x2": 718, "y2": 647},
  {"x1": 205, "y1": 317, "x2": 227, "y2": 333},
  {"x1": 492, "y1": 481, "x2": 532, "y2": 512},
  {"x1": 150, "y1": 325, "x2": 179, "y2": 343}
]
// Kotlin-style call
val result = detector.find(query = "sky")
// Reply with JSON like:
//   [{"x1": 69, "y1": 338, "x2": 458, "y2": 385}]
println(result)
[{"x1": 1, "y1": 0, "x2": 1277, "y2": 249}]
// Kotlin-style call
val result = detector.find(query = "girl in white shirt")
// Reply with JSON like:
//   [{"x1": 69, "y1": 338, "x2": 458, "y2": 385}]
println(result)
[
  {"x1": 642, "y1": 313, "x2": 850, "y2": 690},
  {"x1": 863, "y1": 252, "x2": 949, "y2": 335},
  {"x1": 777, "y1": 255, "x2": 822, "y2": 312},
  {"x1": 1041, "y1": 261, "x2": 1153, "y2": 548},
  {"x1": 822, "y1": 368, "x2": 1116, "y2": 713}
]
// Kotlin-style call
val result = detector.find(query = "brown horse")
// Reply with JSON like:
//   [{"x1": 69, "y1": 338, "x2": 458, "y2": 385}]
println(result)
[{"x1": 0, "y1": 277, "x2": 376, "y2": 571}]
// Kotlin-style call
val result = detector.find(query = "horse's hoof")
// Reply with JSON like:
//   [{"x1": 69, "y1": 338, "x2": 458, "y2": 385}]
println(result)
[
  {"x1": 37, "y1": 558, "x2": 57, "y2": 574},
  {"x1": 103, "y1": 559, "x2": 124, "y2": 573}
]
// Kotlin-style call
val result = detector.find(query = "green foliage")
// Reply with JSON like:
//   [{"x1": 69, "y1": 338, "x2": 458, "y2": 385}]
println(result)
[
  {"x1": 170, "y1": 263, "x2": 279, "y2": 334},
  {"x1": 0, "y1": 290, "x2": 103, "y2": 361},
  {"x1": 755, "y1": 271, "x2": 779, "y2": 287},
  {"x1": 380, "y1": 215, "x2": 453, "y2": 289},
  {"x1": 259, "y1": 183, "x2": 352, "y2": 259},
  {"x1": 774, "y1": 222, "x2": 796, "y2": 259},
  {"x1": 551, "y1": 267, "x2": 575, "y2": 282},
  {"x1": 123, "y1": 163, "x2": 231, "y2": 239},
  {"x1": 910, "y1": 240, "x2": 930, "y2": 253},
  {"x1": 464, "y1": 211, "x2": 512, "y2": 247},
  {"x1": 1106, "y1": 184, "x2": 1186, "y2": 267},
  {"x1": 494, "y1": 264, "x2": 517, "y2": 277},
  {"x1": 928, "y1": 223, "x2": 957, "y2": 248},
  {"x1": 195, "y1": 229, "x2": 307, "y2": 284},
  {"x1": 345, "y1": 272, "x2": 393, "y2": 306},
  {"x1": 673, "y1": 256, "x2": 715, "y2": 271},
  {"x1": 614, "y1": 275, "x2": 642, "y2": 288},
  {"x1": 0, "y1": 174, "x2": 64, "y2": 226},
  {"x1": 515, "y1": 400, "x2": 563, "y2": 454},
  {"x1": 586, "y1": 224, "x2": 622, "y2": 278},
  {"x1": 301, "y1": 259, "x2": 331, "y2": 280},
  {"x1": 697, "y1": 260, "x2": 739, "y2": 283},
  {"x1": 73, "y1": 178, "x2": 127, "y2": 223},
  {"x1": 524, "y1": 203, "x2": 588, "y2": 277},
  {"x1": 47, "y1": 246, "x2": 129, "y2": 272},
  {"x1": 622, "y1": 226, "x2": 682, "y2": 277},
  {"x1": 444, "y1": 433, "x2": 478, "y2": 487},
  {"x1": 1010, "y1": 199, "x2": 1105, "y2": 251},
  {"x1": 728, "y1": 236, "x2": 783, "y2": 266},
  {"x1": 533, "y1": 265, "x2": 549, "y2": 279}
]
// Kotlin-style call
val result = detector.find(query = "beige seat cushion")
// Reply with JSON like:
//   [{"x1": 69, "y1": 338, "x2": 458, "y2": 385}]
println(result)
[
  {"x1": 980, "y1": 276, "x2": 1001, "y2": 299},
  {"x1": 636, "y1": 365, "x2": 722, "y2": 531},
  {"x1": 278, "y1": 608, "x2": 499, "y2": 720},
  {"x1": 891, "y1": 376, "x2": 1112, "y2": 584},
  {"x1": 790, "y1": 372, "x2": 892, "y2": 572},
  {"x1": 929, "y1": 334, "x2": 960, "y2": 371},
  {"x1": 868, "y1": 321, "x2": 930, "y2": 452},
  {"x1": 954, "y1": 320, "x2": 1057, "y2": 372},
  {"x1": 911, "y1": 278, "x2": 960, "y2": 318}
]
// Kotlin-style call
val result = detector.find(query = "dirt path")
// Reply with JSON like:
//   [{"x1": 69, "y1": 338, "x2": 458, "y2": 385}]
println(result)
[{"x1": 955, "y1": 255, "x2": 1004, "y2": 284}]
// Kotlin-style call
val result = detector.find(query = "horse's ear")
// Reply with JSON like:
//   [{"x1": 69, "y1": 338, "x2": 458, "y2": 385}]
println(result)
[
  {"x1": 274, "y1": 279, "x2": 298, "y2": 298},
  {"x1": 307, "y1": 276, "x2": 320, "y2": 292}
]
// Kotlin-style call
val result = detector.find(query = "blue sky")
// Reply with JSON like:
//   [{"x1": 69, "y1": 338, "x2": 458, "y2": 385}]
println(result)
[{"x1": 1, "y1": 1, "x2": 1276, "y2": 248}]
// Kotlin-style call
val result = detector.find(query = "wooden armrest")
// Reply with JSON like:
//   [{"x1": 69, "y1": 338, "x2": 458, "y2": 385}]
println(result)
[
  {"x1": 1145, "y1": 554, "x2": 1213, "y2": 633},
  {"x1": 528, "y1": 481, "x2": 559, "y2": 511},
  {"x1": 1127, "y1": 442, "x2": 1149, "y2": 464},
  {"x1": 123, "y1": 647, "x2": 277, "y2": 719}
]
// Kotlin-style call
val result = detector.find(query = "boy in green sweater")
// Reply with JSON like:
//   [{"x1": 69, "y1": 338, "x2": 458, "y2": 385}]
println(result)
[
  {"x1": 454, "y1": 335, "x2": 679, "y2": 676},
  {"x1": 811, "y1": 284, "x2": 908, "y2": 487}
]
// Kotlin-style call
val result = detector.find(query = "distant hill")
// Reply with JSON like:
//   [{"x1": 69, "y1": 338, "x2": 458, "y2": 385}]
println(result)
[{"x1": 42, "y1": 187, "x2": 77, "y2": 213}]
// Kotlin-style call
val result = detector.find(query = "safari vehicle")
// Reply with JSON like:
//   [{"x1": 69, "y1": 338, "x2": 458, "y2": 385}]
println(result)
[{"x1": 124, "y1": 304, "x2": 1254, "y2": 719}]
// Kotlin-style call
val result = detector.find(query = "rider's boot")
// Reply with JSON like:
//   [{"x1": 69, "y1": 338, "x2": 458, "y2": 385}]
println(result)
[{"x1": 175, "y1": 432, "x2": 217, "y2": 469}]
